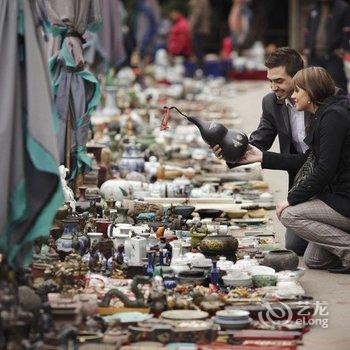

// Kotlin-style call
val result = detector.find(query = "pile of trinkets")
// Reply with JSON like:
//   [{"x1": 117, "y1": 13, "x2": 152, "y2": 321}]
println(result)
[{"x1": 1, "y1": 72, "x2": 315, "y2": 349}]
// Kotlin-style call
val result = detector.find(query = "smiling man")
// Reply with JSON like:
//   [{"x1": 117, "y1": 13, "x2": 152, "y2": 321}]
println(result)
[
  {"x1": 245, "y1": 48, "x2": 309, "y2": 255},
  {"x1": 249, "y1": 48, "x2": 307, "y2": 180},
  {"x1": 213, "y1": 48, "x2": 307, "y2": 254}
]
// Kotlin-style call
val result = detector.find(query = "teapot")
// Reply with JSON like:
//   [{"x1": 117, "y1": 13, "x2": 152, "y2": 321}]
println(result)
[{"x1": 161, "y1": 106, "x2": 248, "y2": 164}]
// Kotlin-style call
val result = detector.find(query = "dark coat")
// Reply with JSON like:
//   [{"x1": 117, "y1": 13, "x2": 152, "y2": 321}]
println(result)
[
  {"x1": 248, "y1": 92, "x2": 306, "y2": 189},
  {"x1": 262, "y1": 96, "x2": 350, "y2": 218},
  {"x1": 305, "y1": 0, "x2": 350, "y2": 55}
]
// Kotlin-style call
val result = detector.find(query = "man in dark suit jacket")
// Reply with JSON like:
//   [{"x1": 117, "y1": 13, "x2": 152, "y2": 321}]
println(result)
[
  {"x1": 211, "y1": 48, "x2": 308, "y2": 255},
  {"x1": 247, "y1": 48, "x2": 310, "y2": 255}
]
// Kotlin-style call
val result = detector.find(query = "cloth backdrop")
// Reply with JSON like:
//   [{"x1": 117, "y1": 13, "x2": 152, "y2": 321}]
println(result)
[{"x1": 0, "y1": 0, "x2": 63, "y2": 268}]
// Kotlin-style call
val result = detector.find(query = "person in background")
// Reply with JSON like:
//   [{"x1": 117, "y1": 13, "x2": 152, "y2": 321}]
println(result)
[
  {"x1": 134, "y1": 0, "x2": 161, "y2": 66},
  {"x1": 238, "y1": 67, "x2": 350, "y2": 274},
  {"x1": 304, "y1": 0, "x2": 350, "y2": 93},
  {"x1": 167, "y1": 4, "x2": 191, "y2": 58},
  {"x1": 228, "y1": 0, "x2": 253, "y2": 54},
  {"x1": 188, "y1": 0, "x2": 211, "y2": 69}
]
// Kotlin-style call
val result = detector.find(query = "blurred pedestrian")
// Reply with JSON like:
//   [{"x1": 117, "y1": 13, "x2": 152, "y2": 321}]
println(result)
[
  {"x1": 134, "y1": 0, "x2": 161, "y2": 66},
  {"x1": 167, "y1": 5, "x2": 191, "y2": 58},
  {"x1": 304, "y1": 0, "x2": 350, "y2": 93},
  {"x1": 189, "y1": 0, "x2": 211, "y2": 69},
  {"x1": 228, "y1": 0, "x2": 252, "y2": 54}
]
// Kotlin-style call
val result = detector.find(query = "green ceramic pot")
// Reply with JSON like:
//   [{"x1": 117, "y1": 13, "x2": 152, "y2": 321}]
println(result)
[{"x1": 199, "y1": 235, "x2": 238, "y2": 261}]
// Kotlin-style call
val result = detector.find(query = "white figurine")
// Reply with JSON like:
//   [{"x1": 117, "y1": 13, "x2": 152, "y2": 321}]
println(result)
[{"x1": 59, "y1": 165, "x2": 76, "y2": 212}]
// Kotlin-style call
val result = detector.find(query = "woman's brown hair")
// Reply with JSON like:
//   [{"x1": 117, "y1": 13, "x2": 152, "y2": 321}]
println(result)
[{"x1": 292, "y1": 66, "x2": 335, "y2": 106}]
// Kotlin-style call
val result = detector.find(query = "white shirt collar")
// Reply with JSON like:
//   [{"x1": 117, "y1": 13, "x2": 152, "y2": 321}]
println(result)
[{"x1": 285, "y1": 98, "x2": 295, "y2": 108}]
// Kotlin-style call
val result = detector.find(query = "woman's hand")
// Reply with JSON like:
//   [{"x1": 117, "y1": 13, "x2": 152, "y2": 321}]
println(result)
[
  {"x1": 276, "y1": 200, "x2": 290, "y2": 219},
  {"x1": 236, "y1": 144, "x2": 263, "y2": 165}
]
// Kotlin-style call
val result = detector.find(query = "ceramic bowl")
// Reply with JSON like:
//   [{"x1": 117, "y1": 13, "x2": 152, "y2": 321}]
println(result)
[
  {"x1": 247, "y1": 208, "x2": 266, "y2": 218},
  {"x1": 222, "y1": 274, "x2": 252, "y2": 287},
  {"x1": 177, "y1": 270, "x2": 207, "y2": 285},
  {"x1": 161, "y1": 310, "x2": 209, "y2": 320},
  {"x1": 252, "y1": 274, "x2": 278, "y2": 288},
  {"x1": 295, "y1": 267, "x2": 306, "y2": 278},
  {"x1": 191, "y1": 258, "x2": 213, "y2": 271},
  {"x1": 197, "y1": 209, "x2": 223, "y2": 219},
  {"x1": 170, "y1": 262, "x2": 190, "y2": 275},
  {"x1": 174, "y1": 205, "x2": 196, "y2": 219},
  {"x1": 215, "y1": 309, "x2": 250, "y2": 321},
  {"x1": 249, "y1": 265, "x2": 276, "y2": 276},
  {"x1": 225, "y1": 209, "x2": 248, "y2": 219},
  {"x1": 275, "y1": 270, "x2": 300, "y2": 282},
  {"x1": 103, "y1": 312, "x2": 153, "y2": 324},
  {"x1": 213, "y1": 316, "x2": 252, "y2": 330}
]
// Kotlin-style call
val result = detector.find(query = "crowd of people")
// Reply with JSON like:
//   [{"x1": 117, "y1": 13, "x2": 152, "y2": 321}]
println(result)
[{"x1": 119, "y1": 0, "x2": 350, "y2": 94}]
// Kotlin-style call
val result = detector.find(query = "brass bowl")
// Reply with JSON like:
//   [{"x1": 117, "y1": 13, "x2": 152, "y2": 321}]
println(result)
[{"x1": 225, "y1": 209, "x2": 248, "y2": 219}]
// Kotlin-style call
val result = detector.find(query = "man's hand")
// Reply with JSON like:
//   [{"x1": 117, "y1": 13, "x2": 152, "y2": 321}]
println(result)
[
  {"x1": 276, "y1": 200, "x2": 290, "y2": 219},
  {"x1": 236, "y1": 144, "x2": 263, "y2": 165},
  {"x1": 211, "y1": 145, "x2": 224, "y2": 160}
]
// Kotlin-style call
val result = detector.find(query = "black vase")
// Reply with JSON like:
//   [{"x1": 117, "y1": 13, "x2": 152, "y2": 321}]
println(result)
[{"x1": 186, "y1": 116, "x2": 248, "y2": 163}]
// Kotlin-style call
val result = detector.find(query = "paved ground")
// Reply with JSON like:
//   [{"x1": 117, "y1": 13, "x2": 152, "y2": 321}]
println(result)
[{"x1": 232, "y1": 81, "x2": 350, "y2": 350}]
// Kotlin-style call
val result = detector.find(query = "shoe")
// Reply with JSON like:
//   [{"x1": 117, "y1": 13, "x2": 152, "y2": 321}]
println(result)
[{"x1": 328, "y1": 265, "x2": 350, "y2": 274}]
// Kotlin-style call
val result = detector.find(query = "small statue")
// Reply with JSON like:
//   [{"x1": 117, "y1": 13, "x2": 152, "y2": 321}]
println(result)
[
  {"x1": 89, "y1": 243, "x2": 106, "y2": 273},
  {"x1": 59, "y1": 165, "x2": 76, "y2": 212},
  {"x1": 149, "y1": 276, "x2": 167, "y2": 313},
  {"x1": 83, "y1": 217, "x2": 97, "y2": 234}
]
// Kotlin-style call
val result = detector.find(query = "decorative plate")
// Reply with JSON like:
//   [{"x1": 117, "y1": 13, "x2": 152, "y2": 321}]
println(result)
[{"x1": 161, "y1": 310, "x2": 209, "y2": 320}]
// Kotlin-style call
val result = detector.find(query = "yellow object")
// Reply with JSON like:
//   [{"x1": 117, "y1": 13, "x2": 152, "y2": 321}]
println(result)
[
  {"x1": 249, "y1": 181, "x2": 269, "y2": 189},
  {"x1": 225, "y1": 209, "x2": 248, "y2": 219},
  {"x1": 98, "y1": 307, "x2": 150, "y2": 316},
  {"x1": 247, "y1": 208, "x2": 267, "y2": 218}
]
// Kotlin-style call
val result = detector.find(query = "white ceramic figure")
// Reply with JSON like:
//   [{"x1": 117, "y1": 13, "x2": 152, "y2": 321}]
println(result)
[{"x1": 59, "y1": 165, "x2": 76, "y2": 212}]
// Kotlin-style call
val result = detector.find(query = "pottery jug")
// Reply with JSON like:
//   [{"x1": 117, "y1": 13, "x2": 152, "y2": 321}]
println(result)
[
  {"x1": 262, "y1": 249, "x2": 299, "y2": 272},
  {"x1": 187, "y1": 116, "x2": 248, "y2": 163},
  {"x1": 163, "y1": 107, "x2": 248, "y2": 163}
]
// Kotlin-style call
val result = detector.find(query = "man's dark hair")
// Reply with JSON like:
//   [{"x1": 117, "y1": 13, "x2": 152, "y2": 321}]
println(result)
[{"x1": 265, "y1": 47, "x2": 304, "y2": 77}]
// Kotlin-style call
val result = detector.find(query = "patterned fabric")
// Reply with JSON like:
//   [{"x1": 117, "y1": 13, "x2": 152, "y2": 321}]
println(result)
[
  {"x1": 281, "y1": 199, "x2": 350, "y2": 269},
  {"x1": 289, "y1": 151, "x2": 317, "y2": 194}
]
